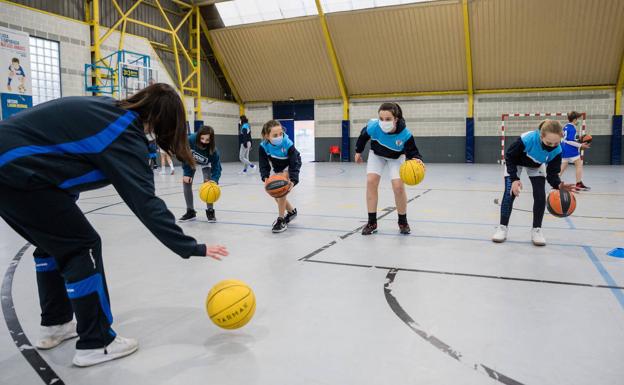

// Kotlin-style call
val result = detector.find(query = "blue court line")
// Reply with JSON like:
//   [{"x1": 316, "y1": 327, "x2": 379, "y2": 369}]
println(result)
[
  {"x1": 564, "y1": 217, "x2": 576, "y2": 230},
  {"x1": 88, "y1": 211, "x2": 620, "y2": 249},
  {"x1": 581, "y1": 246, "x2": 624, "y2": 311},
  {"x1": 85, "y1": 204, "x2": 623, "y2": 233}
]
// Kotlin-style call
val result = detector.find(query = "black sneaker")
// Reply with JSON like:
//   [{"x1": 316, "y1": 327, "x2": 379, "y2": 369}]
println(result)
[
  {"x1": 206, "y1": 209, "x2": 216, "y2": 223},
  {"x1": 399, "y1": 222, "x2": 411, "y2": 235},
  {"x1": 178, "y1": 209, "x2": 196, "y2": 222},
  {"x1": 284, "y1": 208, "x2": 298, "y2": 224},
  {"x1": 361, "y1": 222, "x2": 378, "y2": 235},
  {"x1": 272, "y1": 217, "x2": 287, "y2": 233},
  {"x1": 576, "y1": 181, "x2": 591, "y2": 191}
]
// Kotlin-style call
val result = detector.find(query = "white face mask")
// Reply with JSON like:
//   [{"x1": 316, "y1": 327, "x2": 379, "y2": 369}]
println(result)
[
  {"x1": 270, "y1": 136, "x2": 283, "y2": 146},
  {"x1": 379, "y1": 120, "x2": 394, "y2": 133}
]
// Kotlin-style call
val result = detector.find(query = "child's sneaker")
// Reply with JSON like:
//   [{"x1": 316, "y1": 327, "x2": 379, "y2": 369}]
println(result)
[
  {"x1": 399, "y1": 222, "x2": 411, "y2": 235},
  {"x1": 361, "y1": 223, "x2": 378, "y2": 235},
  {"x1": 492, "y1": 225, "x2": 508, "y2": 243},
  {"x1": 178, "y1": 209, "x2": 196, "y2": 222},
  {"x1": 72, "y1": 336, "x2": 138, "y2": 367},
  {"x1": 531, "y1": 227, "x2": 546, "y2": 246},
  {"x1": 206, "y1": 208, "x2": 216, "y2": 223},
  {"x1": 170, "y1": 168, "x2": 175, "y2": 175},
  {"x1": 35, "y1": 320, "x2": 78, "y2": 350},
  {"x1": 576, "y1": 181, "x2": 590, "y2": 191},
  {"x1": 159, "y1": 169, "x2": 166, "y2": 175},
  {"x1": 272, "y1": 217, "x2": 287, "y2": 233},
  {"x1": 284, "y1": 208, "x2": 297, "y2": 223}
]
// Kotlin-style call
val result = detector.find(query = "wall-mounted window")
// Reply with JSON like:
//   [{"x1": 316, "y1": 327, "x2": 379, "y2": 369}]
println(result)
[{"x1": 29, "y1": 36, "x2": 61, "y2": 105}]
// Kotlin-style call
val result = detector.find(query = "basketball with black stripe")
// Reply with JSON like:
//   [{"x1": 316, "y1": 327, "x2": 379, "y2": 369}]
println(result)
[
  {"x1": 546, "y1": 189, "x2": 576, "y2": 218},
  {"x1": 206, "y1": 279, "x2": 256, "y2": 329}
]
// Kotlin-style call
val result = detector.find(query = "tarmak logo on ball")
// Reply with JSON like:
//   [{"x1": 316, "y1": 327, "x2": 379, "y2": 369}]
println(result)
[{"x1": 217, "y1": 302, "x2": 250, "y2": 324}]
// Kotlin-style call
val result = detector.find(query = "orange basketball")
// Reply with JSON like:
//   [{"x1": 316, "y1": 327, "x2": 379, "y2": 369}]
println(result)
[
  {"x1": 580, "y1": 134, "x2": 592, "y2": 144},
  {"x1": 265, "y1": 174, "x2": 290, "y2": 198},
  {"x1": 546, "y1": 189, "x2": 576, "y2": 218}
]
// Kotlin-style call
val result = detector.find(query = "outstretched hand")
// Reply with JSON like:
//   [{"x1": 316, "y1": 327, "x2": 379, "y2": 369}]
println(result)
[{"x1": 205, "y1": 244, "x2": 229, "y2": 261}]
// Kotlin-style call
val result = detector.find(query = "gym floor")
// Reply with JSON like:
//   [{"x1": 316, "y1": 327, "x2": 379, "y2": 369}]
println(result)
[{"x1": 1, "y1": 162, "x2": 623, "y2": 385}]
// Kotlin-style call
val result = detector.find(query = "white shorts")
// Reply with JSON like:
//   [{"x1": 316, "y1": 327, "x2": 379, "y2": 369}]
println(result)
[
  {"x1": 562, "y1": 155, "x2": 581, "y2": 163},
  {"x1": 366, "y1": 151, "x2": 405, "y2": 180},
  {"x1": 504, "y1": 164, "x2": 546, "y2": 178}
]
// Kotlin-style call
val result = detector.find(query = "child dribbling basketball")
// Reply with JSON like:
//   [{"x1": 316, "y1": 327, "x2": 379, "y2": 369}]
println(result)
[
  {"x1": 354, "y1": 102, "x2": 423, "y2": 235},
  {"x1": 179, "y1": 126, "x2": 222, "y2": 223},
  {"x1": 258, "y1": 120, "x2": 302, "y2": 233},
  {"x1": 492, "y1": 119, "x2": 576, "y2": 246}
]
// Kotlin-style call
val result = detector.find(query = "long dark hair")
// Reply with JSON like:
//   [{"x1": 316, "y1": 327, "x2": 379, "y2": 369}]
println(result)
[
  {"x1": 378, "y1": 102, "x2": 406, "y2": 130},
  {"x1": 117, "y1": 83, "x2": 194, "y2": 167},
  {"x1": 196, "y1": 125, "x2": 216, "y2": 155}
]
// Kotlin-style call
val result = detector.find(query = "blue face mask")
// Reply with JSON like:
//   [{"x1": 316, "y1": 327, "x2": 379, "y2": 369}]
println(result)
[{"x1": 270, "y1": 136, "x2": 283, "y2": 146}]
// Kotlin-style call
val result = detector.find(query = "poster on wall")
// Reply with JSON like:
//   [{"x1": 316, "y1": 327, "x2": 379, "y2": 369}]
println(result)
[{"x1": 0, "y1": 26, "x2": 32, "y2": 120}]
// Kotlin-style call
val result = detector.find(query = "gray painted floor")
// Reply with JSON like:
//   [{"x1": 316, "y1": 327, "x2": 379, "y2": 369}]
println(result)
[{"x1": 1, "y1": 163, "x2": 623, "y2": 385}]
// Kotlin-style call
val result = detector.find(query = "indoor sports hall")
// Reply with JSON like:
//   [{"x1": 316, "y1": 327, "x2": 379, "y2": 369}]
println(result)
[{"x1": 0, "y1": 1, "x2": 623, "y2": 385}]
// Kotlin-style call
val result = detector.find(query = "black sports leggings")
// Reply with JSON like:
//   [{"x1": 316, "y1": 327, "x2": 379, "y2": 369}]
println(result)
[{"x1": 500, "y1": 176, "x2": 546, "y2": 228}]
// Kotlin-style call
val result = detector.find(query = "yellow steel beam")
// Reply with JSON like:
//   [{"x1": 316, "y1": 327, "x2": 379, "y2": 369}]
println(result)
[
  {"x1": 111, "y1": 0, "x2": 123, "y2": 16},
  {"x1": 475, "y1": 85, "x2": 615, "y2": 94},
  {"x1": 126, "y1": 18, "x2": 171, "y2": 33},
  {"x1": 171, "y1": 0, "x2": 192, "y2": 8},
  {"x1": 315, "y1": 0, "x2": 349, "y2": 120},
  {"x1": 87, "y1": 0, "x2": 102, "y2": 92},
  {"x1": 351, "y1": 90, "x2": 467, "y2": 99},
  {"x1": 98, "y1": 0, "x2": 143, "y2": 45},
  {"x1": 199, "y1": 14, "x2": 244, "y2": 108},
  {"x1": 615, "y1": 49, "x2": 624, "y2": 115},
  {"x1": 171, "y1": 38, "x2": 184, "y2": 90},
  {"x1": 154, "y1": 0, "x2": 195, "y2": 67},
  {"x1": 118, "y1": 19, "x2": 127, "y2": 51},
  {"x1": 194, "y1": 6, "x2": 202, "y2": 120},
  {"x1": 462, "y1": 0, "x2": 474, "y2": 118},
  {"x1": 175, "y1": 8, "x2": 194, "y2": 33}
]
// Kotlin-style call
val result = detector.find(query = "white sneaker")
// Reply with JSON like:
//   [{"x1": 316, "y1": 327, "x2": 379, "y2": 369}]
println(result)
[
  {"x1": 531, "y1": 228, "x2": 546, "y2": 246},
  {"x1": 36, "y1": 321, "x2": 78, "y2": 350},
  {"x1": 492, "y1": 225, "x2": 508, "y2": 243},
  {"x1": 73, "y1": 336, "x2": 138, "y2": 367},
  {"x1": 159, "y1": 169, "x2": 166, "y2": 175},
  {"x1": 238, "y1": 169, "x2": 247, "y2": 175},
  {"x1": 249, "y1": 164, "x2": 256, "y2": 173}
]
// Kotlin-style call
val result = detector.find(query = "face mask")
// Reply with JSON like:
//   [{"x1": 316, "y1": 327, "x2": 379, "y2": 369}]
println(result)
[
  {"x1": 379, "y1": 120, "x2": 394, "y2": 133},
  {"x1": 270, "y1": 136, "x2": 283, "y2": 146},
  {"x1": 541, "y1": 142, "x2": 558, "y2": 152}
]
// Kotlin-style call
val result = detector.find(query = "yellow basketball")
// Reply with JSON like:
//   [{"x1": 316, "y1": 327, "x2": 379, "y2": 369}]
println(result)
[
  {"x1": 399, "y1": 159, "x2": 425, "y2": 186},
  {"x1": 198, "y1": 181, "x2": 220, "y2": 203},
  {"x1": 206, "y1": 279, "x2": 256, "y2": 330}
]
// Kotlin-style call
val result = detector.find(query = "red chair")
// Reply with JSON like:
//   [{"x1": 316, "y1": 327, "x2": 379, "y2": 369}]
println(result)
[{"x1": 329, "y1": 145, "x2": 341, "y2": 162}]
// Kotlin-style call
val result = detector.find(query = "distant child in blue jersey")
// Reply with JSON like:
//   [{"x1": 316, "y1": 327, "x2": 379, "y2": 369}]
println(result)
[
  {"x1": 238, "y1": 115, "x2": 256, "y2": 174},
  {"x1": 259, "y1": 120, "x2": 301, "y2": 233},
  {"x1": 560, "y1": 111, "x2": 591, "y2": 191},
  {"x1": 179, "y1": 126, "x2": 222, "y2": 223},
  {"x1": 7, "y1": 57, "x2": 26, "y2": 93},
  {"x1": 354, "y1": 102, "x2": 423, "y2": 236},
  {"x1": 492, "y1": 120, "x2": 576, "y2": 246}
]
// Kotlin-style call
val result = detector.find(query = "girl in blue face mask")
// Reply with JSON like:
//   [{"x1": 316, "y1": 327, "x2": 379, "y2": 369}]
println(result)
[
  {"x1": 258, "y1": 120, "x2": 302, "y2": 233},
  {"x1": 354, "y1": 102, "x2": 423, "y2": 235},
  {"x1": 493, "y1": 119, "x2": 576, "y2": 246}
]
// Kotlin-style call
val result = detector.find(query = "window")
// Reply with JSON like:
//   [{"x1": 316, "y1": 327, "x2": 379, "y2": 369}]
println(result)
[
  {"x1": 29, "y1": 36, "x2": 61, "y2": 105},
  {"x1": 215, "y1": 0, "x2": 435, "y2": 27}
]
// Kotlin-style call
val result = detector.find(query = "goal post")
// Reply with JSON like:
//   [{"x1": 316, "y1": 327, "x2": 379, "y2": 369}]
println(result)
[{"x1": 500, "y1": 112, "x2": 586, "y2": 163}]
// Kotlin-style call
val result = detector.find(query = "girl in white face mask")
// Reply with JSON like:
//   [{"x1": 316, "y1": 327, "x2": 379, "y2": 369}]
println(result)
[
  {"x1": 258, "y1": 120, "x2": 302, "y2": 233},
  {"x1": 354, "y1": 102, "x2": 423, "y2": 235}
]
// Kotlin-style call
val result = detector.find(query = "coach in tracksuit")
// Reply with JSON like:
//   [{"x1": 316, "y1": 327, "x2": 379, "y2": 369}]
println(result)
[{"x1": 0, "y1": 83, "x2": 228, "y2": 366}]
